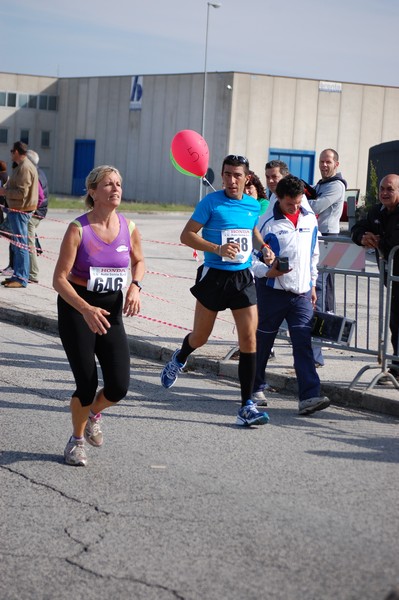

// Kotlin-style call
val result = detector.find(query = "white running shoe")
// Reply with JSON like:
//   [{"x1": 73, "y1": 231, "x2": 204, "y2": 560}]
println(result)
[{"x1": 298, "y1": 396, "x2": 330, "y2": 416}]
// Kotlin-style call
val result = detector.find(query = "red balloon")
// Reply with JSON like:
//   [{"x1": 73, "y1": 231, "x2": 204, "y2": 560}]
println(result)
[{"x1": 170, "y1": 130, "x2": 209, "y2": 178}]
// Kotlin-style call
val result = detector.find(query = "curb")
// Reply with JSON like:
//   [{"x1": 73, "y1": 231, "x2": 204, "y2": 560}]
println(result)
[{"x1": 1, "y1": 306, "x2": 398, "y2": 419}]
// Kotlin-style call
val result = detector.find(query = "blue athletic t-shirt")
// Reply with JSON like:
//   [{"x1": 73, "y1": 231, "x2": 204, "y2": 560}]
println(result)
[{"x1": 191, "y1": 190, "x2": 260, "y2": 271}]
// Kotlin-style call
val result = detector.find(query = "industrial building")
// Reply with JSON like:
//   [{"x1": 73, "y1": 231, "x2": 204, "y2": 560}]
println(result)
[{"x1": 1, "y1": 70, "x2": 399, "y2": 204}]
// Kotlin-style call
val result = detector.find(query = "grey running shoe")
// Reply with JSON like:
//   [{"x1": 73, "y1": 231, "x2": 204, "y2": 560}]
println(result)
[
  {"x1": 298, "y1": 396, "x2": 330, "y2": 416},
  {"x1": 160, "y1": 349, "x2": 187, "y2": 388},
  {"x1": 236, "y1": 400, "x2": 270, "y2": 427},
  {"x1": 0, "y1": 266, "x2": 13, "y2": 276},
  {"x1": 84, "y1": 414, "x2": 103, "y2": 447},
  {"x1": 251, "y1": 390, "x2": 268, "y2": 406},
  {"x1": 64, "y1": 438, "x2": 87, "y2": 466}
]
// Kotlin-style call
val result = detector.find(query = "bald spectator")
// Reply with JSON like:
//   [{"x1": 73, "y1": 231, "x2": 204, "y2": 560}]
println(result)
[
  {"x1": 309, "y1": 149, "x2": 347, "y2": 237},
  {"x1": 308, "y1": 148, "x2": 347, "y2": 366},
  {"x1": 352, "y1": 174, "x2": 399, "y2": 382}
]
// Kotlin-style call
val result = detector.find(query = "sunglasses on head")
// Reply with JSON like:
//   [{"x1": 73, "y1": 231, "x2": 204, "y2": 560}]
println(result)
[{"x1": 225, "y1": 154, "x2": 249, "y2": 166}]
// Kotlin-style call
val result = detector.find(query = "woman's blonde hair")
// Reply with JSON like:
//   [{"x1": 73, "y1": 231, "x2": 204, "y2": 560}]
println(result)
[{"x1": 84, "y1": 165, "x2": 122, "y2": 209}]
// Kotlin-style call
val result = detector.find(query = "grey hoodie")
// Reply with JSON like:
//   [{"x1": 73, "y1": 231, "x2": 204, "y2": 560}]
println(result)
[{"x1": 308, "y1": 172, "x2": 347, "y2": 234}]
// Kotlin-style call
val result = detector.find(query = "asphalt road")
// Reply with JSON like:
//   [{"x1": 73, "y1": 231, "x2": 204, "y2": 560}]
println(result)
[
  {"x1": 0, "y1": 321, "x2": 398, "y2": 600},
  {"x1": 1, "y1": 209, "x2": 399, "y2": 420}
]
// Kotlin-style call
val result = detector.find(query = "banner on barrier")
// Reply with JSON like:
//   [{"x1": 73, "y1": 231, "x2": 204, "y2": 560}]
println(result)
[{"x1": 318, "y1": 241, "x2": 366, "y2": 271}]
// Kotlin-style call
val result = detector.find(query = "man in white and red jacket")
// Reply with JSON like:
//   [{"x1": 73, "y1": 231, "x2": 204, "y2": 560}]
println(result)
[{"x1": 252, "y1": 175, "x2": 330, "y2": 416}]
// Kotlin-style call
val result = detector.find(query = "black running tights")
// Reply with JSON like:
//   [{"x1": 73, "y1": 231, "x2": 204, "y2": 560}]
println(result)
[{"x1": 57, "y1": 285, "x2": 130, "y2": 407}]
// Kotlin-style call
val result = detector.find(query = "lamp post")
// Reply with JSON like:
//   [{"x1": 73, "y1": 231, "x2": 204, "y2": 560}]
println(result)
[{"x1": 200, "y1": 1, "x2": 221, "y2": 200}]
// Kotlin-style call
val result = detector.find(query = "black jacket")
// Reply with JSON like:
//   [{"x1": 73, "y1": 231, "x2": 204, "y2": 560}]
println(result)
[{"x1": 351, "y1": 203, "x2": 399, "y2": 275}]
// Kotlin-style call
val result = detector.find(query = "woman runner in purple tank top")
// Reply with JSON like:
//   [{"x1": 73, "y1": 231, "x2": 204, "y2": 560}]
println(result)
[{"x1": 53, "y1": 165, "x2": 145, "y2": 466}]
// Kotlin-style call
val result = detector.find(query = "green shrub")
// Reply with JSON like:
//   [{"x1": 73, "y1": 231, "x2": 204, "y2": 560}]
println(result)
[{"x1": 48, "y1": 196, "x2": 192, "y2": 213}]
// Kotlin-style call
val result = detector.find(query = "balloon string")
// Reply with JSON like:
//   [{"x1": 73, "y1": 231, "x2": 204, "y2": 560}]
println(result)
[{"x1": 202, "y1": 177, "x2": 216, "y2": 191}]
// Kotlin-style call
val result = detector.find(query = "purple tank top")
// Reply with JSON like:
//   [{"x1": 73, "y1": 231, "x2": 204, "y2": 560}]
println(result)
[{"x1": 71, "y1": 213, "x2": 132, "y2": 280}]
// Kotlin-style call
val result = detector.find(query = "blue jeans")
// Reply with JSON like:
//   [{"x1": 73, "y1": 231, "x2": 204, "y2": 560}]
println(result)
[
  {"x1": 7, "y1": 210, "x2": 32, "y2": 286},
  {"x1": 315, "y1": 271, "x2": 335, "y2": 313},
  {"x1": 254, "y1": 281, "x2": 320, "y2": 401}
]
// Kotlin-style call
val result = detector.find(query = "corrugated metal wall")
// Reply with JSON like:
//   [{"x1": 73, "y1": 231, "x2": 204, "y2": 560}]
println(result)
[{"x1": 2, "y1": 70, "x2": 399, "y2": 203}]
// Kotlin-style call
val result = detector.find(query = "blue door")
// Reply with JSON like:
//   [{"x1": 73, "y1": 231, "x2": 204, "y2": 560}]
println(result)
[
  {"x1": 269, "y1": 148, "x2": 315, "y2": 184},
  {"x1": 72, "y1": 140, "x2": 95, "y2": 196}
]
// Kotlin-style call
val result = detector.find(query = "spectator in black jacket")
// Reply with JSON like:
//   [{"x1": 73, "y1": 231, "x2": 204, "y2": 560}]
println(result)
[{"x1": 351, "y1": 173, "x2": 399, "y2": 380}]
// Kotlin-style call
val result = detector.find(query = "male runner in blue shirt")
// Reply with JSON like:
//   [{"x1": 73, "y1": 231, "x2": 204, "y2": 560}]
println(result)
[{"x1": 160, "y1": 154, "x2": 273, "y2": 426}]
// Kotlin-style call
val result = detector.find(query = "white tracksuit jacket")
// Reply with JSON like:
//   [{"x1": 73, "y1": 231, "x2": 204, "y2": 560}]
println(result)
[{"x1": 253, "y1": 202, "x2": 319, "y2": 294}]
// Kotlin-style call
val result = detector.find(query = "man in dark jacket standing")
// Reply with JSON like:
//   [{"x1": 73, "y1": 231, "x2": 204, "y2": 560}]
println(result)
[{"x1": 351, "y1": 173, "x2": 399, "y2": 379}]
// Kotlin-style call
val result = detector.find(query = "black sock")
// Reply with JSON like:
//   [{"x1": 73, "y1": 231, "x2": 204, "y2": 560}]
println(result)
[
  {"x1": 177, "y1": 334, "x2": 195, "y2": 364},
  {"x1": 238, "y1": 352, "x2": 256, "y2": 406}
]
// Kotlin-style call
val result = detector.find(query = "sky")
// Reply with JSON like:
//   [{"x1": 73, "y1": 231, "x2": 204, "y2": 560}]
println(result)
[{"x1": 3, "y1": 0, "x2": 399, "y2": 87}]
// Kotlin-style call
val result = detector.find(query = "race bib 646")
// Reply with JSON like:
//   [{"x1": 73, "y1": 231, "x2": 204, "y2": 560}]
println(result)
[{"x1": 87, "y1": 267, "x2": 129, "y2": 293}]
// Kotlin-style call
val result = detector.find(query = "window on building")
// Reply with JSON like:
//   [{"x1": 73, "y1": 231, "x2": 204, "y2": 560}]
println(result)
[
  {"x1": 20, "y1": 129, "x2": 29, "y2": 145},
  {"x1": 7, "y1": 93, "x2": 16, "y2": 107},
  {"x1": 39, "y1": 95, "x2": 48, "y2": 110},
  {"x1": 48, "y1": 96, "x2": 58, "y2": 111},
  {"x1": 28, "y1": 95, "x2": 37, "y2": 109},
  {"x1": 0, "y1": 129, "x2": 8, "y2": 144},
  {"x1": 18, "y1": 94, "x2": 28, "y2": 108},
  {"x1": 0, "y1": 91, "x2": 57, "y2": 111},
  {"x1": 41, "y1": 131, "x2": 50, "y2": 148}
]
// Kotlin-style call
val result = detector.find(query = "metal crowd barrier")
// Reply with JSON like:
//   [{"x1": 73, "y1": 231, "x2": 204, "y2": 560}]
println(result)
[
  {"x1": 315, "y1": 234, "x2": 382, "y2": 357},
  {"x1": 225, "y1": 234, "x2": 398, "y2": 392},
  {"x1": 277, "y1": 234, "x2": 394, "y2": 391},
  {"x1": 349, "y1": 244, "x2": 399, "y2": 390}
]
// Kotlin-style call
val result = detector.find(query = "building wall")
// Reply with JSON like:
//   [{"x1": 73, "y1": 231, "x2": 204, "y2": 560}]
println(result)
[
  {"x1": 228, "y1": 74, "x2": 399, "y2": 195},
  {"x1": 53, "y1": 72, "x2": 234, "y2": 204},
  {"x1": 0, "y1": 73, "x2": 59, "y2": 185},
  {"x1": 1, "y1": 70, "x2": 399, "y2": 204}
]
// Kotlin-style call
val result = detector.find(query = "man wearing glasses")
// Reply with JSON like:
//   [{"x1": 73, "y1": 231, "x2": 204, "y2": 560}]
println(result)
[
  {"x1": 0, "y1": 141, "x2": 38, "y2": 288},
  {"x1": 160, "y1": 154, "x2": 273, "y2": 427},
  {"x1": 352, "y1": 174, "x2": 399, "y2": 383}
]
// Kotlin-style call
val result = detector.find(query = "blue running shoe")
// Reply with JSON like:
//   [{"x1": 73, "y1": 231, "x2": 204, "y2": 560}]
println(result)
[
  {"x1": 236, "y1": 400, "x2": 270, "y2": 427},
  {"x1": 161, "y1": 349, "x2": 187, "y2": 388}
]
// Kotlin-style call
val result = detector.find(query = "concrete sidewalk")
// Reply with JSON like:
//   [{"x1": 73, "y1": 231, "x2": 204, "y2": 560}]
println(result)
[{"x1": 0, "y1": 208, "x2": 398, "y2": 418}]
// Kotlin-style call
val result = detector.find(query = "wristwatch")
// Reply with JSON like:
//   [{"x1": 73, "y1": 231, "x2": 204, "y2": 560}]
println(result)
[{"x1": 131, "y1": 280, "x2": 142, "y2": 291}]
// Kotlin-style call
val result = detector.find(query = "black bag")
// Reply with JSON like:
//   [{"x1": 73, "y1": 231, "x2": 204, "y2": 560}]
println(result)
[
  {"x1": 301, "y1": 179, "x2": 318, "y2": 200},
  {"x1": 311, "y1": 311, "x2": 355, "y2": 345}
]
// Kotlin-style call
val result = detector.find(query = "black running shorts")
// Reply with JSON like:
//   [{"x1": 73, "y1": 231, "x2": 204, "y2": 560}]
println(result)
[{"x1": 190, "y1": 265, "x2": 257, "y2": 312}]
